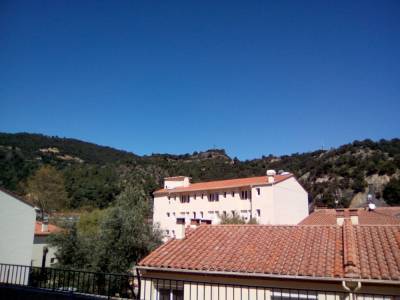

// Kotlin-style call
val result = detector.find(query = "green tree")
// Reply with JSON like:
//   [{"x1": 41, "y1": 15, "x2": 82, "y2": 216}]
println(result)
[
  {"x1": 48, "y1": 222, "x2": 91, "y2": 269},
  {"x1": 383, "y1": 177, "x2": 400, "y2": 206},
  {"x1": 219, "y1": 212, "x2": 258, "y2": 224},
  {"x1": 49, "y1": 186, "x2": 162, "y2": 273},
  {"x1": 26, "y1": 165, "x2": 69, "y2": 212},
  {"x1": 93, "y1": 186, "x2": 162, "y2": 273}
]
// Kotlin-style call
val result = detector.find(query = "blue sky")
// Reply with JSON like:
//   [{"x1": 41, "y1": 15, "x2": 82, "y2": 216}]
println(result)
[{"x1": 1, "y1": 1, "x2": 399, "y2": 159}]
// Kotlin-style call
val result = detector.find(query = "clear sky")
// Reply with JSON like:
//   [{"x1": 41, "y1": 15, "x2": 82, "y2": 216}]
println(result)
[{"x1": 1, "y1": 1, "x2": 399, "y2": 159}]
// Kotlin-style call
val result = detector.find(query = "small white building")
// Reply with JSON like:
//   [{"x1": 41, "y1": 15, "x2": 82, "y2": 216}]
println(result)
[
  {"x1": 31, "y1": 221, "x2": 59, "y2": 267},
  {"x1": 153, "y1": 171, "x2": 308, "y2": 239},
  {"x1": 0, "y1": 187, "x2": 36, "y2": 266}
]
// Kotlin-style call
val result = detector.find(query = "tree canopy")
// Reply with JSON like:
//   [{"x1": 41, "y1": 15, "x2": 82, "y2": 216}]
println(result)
[
  {"x1": 26, "y1": 165, "x2": 69, "y2": 212},
  {"x1": 49, "y1": 186, "x2": 162, "y2": 273}
]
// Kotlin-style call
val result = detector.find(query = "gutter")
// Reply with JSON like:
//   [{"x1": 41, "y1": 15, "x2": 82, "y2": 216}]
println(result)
[
  {"x1": 137, "y1": 266, "x2": 400, "y2": 285},
  {"x1": 342, "y1": 281, "x2": 362, "y2": 300}
]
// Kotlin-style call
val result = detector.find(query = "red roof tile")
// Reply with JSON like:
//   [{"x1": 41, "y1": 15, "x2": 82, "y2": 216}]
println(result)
[
  {"x1": 154, "y1": 174, "x2": 292, "y2": 195},
  {"x1": 34, "y1": 221, "x2": 61, "y2": 236},
  {"x1": 299, "y1": 207, "x2": 400, "y2": 225},
  {"x1": 139, "y1": 224, "x2": 400, "y2": 282}
]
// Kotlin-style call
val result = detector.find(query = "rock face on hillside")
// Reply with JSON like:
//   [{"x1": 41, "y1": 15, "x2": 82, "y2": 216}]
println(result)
[
  {"x1": 0, "y1": 132, "x2": 399, "y2": 210},
  {"x1": 350, "y1": 174, "x2": 394, "y2": 207}
]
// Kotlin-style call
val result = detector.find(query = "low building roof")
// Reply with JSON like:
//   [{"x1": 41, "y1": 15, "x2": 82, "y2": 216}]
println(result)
[
  {"x1": 139, "y1": 223, "x2": 400, "y2": 283},
  {"x1": 299, "y1": 207, "x2": 400, "y2": 225},
  {"x1": 34, "y1": 221, "x2": 61, "y2": 236},
  {"x1": 154, "y1": 174, "x2": 293, "y2": 195}
]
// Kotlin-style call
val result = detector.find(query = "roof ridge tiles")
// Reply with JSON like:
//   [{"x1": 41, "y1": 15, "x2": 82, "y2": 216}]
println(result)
[{"x1": 343, "y1": 219, "x2": 360, "y2": 278}]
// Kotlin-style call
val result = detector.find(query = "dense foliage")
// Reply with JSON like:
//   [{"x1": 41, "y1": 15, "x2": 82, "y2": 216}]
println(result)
[
  {"x1": 25, "y1": 165, "x2": 69, "y2": 212},
  {"x1": 0, "y1": 132, "x2": 399, "y2": 209},
  {"x1": 219, "y1": 213, "x2": 258, "y2": 224},
  {"x1": 383, "y1": 177, "x2": 400, "y2": 206},
  {"x1": 48, "y1": 186, "x2": 162, "y2": 272}
]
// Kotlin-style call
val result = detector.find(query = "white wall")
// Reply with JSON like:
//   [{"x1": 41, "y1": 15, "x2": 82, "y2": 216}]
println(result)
[
  {"x1": 272, "y1": 177, "x2": 309, "y2": 224},
  {"x1": 153, "y1": 188, "x2": 252, "y2": 238},
  {"x1": 0, "y1": 190, "x2": 36, "y2": 266}
]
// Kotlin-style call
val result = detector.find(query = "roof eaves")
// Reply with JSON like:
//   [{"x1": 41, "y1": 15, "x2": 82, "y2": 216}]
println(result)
[
  {"x1": 137, "y1": 266, "x2": 400, "y2": 285},
  {"x1": 153, "y1": 175, "x2": 294, "y2": 196}
]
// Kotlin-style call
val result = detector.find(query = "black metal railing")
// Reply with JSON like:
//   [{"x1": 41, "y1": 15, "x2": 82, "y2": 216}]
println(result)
[
  {"x1": 2, "y1": 264, "x2": 399, "y2": 300},
  {"x1": 0, "y1": 263, "x2": 139, "y2": 299}
]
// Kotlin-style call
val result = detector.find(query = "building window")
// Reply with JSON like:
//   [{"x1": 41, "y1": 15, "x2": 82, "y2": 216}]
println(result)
[
  {"x1": 200, "y1": 211, "x2": 204, "y2": 218},
  {"x1": 168, "y1": 195, "x2": 171, "y2": 200},
  {"x1": 256, "y1": 188, "x2": 261, "y2": 195},
  {"x1": 166, "y1": 212, "x2": 170, "y2": 217},
  {"x1": 166, "y1": 230, "x2": 170, "y2": 235},
  {"x1": 272, "y1": 290, "x2": 316, "y2": 300},
  {"x1": 194, "y1": 194, "x2": 196, "y2": 200},
  {"x1": 180, "y1": 195, "x2": 190, "y2": 203},
  {"x1": 193, "y1": 212, "x2": 196, "y2": 219},
  {"x1": 241, "y1": 190, "x2": 251, "y2": 200},
  {"x1": 231, "y1": 191, "x2": 235, "y2": 197},
  {"x1": 208, "y1": 193, "x2": 219, "y2": 202},
  {"x1": 173, "y1": 212, "x2": 176, "y2": 216},
  {"x1": 50, "y1": 258, "x2": 56, "y2": 264},
  {"x1": 201, "y1": 193, "x2": 204, "y2": 199},
  {"x1": 172, "y1": 230, "x2": 175, "y2": 237},
  {"x1": 158, "y1": 288, "x2": 183, "y2": 300},
  {"x1": 224, "y1": 192, "x2": 227, "y2": 198},
  {"x1": 223, "y1": 211, "x2": 227, "y2": 217},
  {"x1": 231, "y1": 210, "x2": 235, "y2": 216},
  {"x1": 256, "y1": 209, "x2": 261, "y2": 217}
]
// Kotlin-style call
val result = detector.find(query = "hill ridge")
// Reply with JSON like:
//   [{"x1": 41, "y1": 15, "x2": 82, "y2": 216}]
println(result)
[{"x1": 1, "y1": 132, "x2": 399, "y2": 209}]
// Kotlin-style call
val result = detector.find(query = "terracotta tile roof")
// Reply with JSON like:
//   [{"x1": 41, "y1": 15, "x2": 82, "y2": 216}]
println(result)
[
  {"x1": 154, "y1": 174, "x2": 293, "y2": 195},
  {"x1": 34, "y1": 221, "x2": 61, "y2": 236},
  {"x1": 299, "y1": 207, "x2": 400, "y2": 225},
  {"x1": 139, "y1": 224, "x2": 400, "y2": 282}
]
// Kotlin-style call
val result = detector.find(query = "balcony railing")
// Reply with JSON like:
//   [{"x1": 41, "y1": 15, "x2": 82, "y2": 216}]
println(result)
[{"x1": 0, "y1": 263, "x2": 139, "y2": 299}]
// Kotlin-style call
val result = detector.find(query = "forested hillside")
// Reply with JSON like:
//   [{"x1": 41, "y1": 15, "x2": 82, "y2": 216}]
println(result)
[{"x1": 1, "y1": 132, "x2": 399, "y2": 210}]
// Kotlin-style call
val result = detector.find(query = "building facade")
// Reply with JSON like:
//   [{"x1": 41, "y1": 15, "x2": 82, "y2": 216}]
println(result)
[
  {"x1": 0, "y1": 188, "x2": 36, "y2": 266},
  {"x1": 31, "y1": 221, "x2": 59, "y2": 267},
  {"x1": 153, "y1": 171, "x2": 308, "y2": 238},
  {"x1": 138, "y1": 220, "x2": 400, "y2": 299}
]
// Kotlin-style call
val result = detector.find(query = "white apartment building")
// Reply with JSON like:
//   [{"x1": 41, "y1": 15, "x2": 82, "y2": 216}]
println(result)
[{"x1": 153, "y1": 170, "x2": 308, "y2": 239}]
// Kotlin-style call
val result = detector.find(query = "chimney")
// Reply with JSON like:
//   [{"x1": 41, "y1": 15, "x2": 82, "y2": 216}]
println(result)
[
  {"x1": 175, "y1": 218, "x2": 186, "y2": 239},
  {"x1": 266, "y1": 169, "x2": 276, "y2": 183},
  {"x1": 190, "y1": 218, "x2": 200, "y2": 228},
  {"x1": 336, "y1": 209, "x2": 345, "y2": 226},
  {"x1": 336, "y1": 209, "x2": 359, "y2": 225},
  {"x1": 349, "y1": 209, "x2": 359, "y2": 225},
  {"x1": 41, "y1": 217, "x2": 49, "y2": 233}
]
